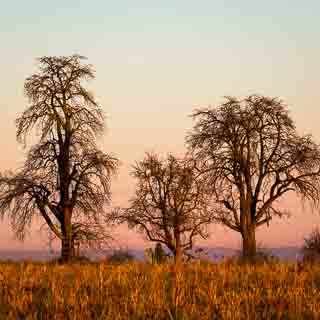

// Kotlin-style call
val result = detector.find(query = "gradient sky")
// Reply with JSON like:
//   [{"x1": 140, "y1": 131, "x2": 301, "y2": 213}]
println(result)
[{"x1": 1, "y1": 0, "x2": 320, "y2": 252}]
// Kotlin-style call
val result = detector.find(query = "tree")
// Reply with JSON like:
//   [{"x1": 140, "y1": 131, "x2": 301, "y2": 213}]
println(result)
[
  {"x1": 186, "y1": 95, "x2": 320, "y2": 261},
  {"x1": 302, "y1": 227, "x2": 320, "y2": 263},
  {"x1": 145, "y1": 242, "x2": 170, "y2": 264},
  {"x1": 114, "y1": 152, "x2": 214, "y2": 264},
  {"x1": 0, "y1": 55, "x2": 119, "y2": 262}
]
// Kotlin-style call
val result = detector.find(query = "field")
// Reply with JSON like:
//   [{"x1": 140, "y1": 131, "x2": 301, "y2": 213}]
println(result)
[{"x1": 0, "y1": 260, "x2": 320, "y2": 319}]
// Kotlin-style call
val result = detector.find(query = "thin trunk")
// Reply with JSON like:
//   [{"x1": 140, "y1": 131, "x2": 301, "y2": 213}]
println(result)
[
  {"x1": 61, "y1": 236, "x2": 72, "y2": 262},
  {"x1": 75, "y1": 243, "x2": 80, "y2": 257},
  {"x1": 60, "y1": 207, "x2": 72, "y2": 262},
  {"x1": 241, "y1": 226, "x2": 256, "y2": 261},
  {"x1": 174, "y1": 234, "x2": 183, "y2": 265},
  {"x1": 71, "y1": 237, "x2": 76, "y2": 257},
  {"x1": 175, "y1": 246, "x2": 183, "y2": 265}
]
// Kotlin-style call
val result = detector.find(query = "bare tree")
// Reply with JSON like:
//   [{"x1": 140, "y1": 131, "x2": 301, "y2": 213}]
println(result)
[
  {"x1": 0, "y1": 55, "x2": 119, "y2": 262},
  {"x1": 114, "y1": 152, "x2": 214, "y2": 264},
  {"x1": 186, "y1": 95, "x2": 320, "y2": 261}
]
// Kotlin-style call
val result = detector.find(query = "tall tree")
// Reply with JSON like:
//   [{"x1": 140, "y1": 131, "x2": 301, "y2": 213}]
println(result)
[
  {"x1": 0, "y1": 55, "x2": 119, "y2": 261},
  {"x1": 114, "y1": 152, "x2": 214, "y2": 264},
  {"x1": 186, "y1": 95, "x2": 320, "y2": 261}
]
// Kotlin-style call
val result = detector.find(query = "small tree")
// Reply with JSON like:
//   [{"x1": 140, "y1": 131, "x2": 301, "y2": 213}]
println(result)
[
  {"x1": 186, "y1": 95, "x2": 320, "y2": 261},
  {"x1": 302, "y1": 227, "x2": 320, "y2": 263},
  {"x1": 0, "y1": 55, "x2": 119, "y2": 262},
  {"x1": 145, "y1": 242, "x2": 169, "y2": 264},
  {"x1": 115, "y1": 152, "x2": 214, "y2": 264}
]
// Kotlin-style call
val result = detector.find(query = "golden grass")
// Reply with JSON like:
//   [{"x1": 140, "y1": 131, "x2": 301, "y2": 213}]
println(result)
[{"x1": 0, "y1": 260, "x2": 320, "y2": 319}]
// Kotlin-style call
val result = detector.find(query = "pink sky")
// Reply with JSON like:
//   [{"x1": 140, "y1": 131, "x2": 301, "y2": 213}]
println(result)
[
  {"x1": 1, "y1": 1, "x2": 320, "y2": 251},
  {"x1": 1, "y1": 100, "x2": 320, "y2": 251}
]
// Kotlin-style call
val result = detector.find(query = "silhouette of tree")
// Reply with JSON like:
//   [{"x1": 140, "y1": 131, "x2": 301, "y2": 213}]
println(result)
[
  {"x1": 186, "y1": 95, "x2": 320, "y2": 261},
  {"x1": 0, "y1": 55, "x2": 119, "y2": 262},
  {"x1": 114, "y1": 152, "x2": 214, "y2": 264},
  {"x1": 302, "y1": 227, "x2": 320, "y2": 263},
  {"x1": 145, "y1": 242, "x2": 170, "y2": 264}
]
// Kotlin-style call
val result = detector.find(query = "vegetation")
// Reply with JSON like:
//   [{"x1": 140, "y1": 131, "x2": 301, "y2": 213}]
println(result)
[
  {"x1": 145, "y1": 243, "x2": 170, "y2": 264},
  {"x1": 1, "y1": 54, "x2": 320, "y2": 319},
  {"x1": 303, "y1": 227, "x2": 320, "y2": 263},
  {"x1": 0, "y1": 55, "x2": 119, "y2": 262},
  {"x1": 114, "y1": 152, "x2": 215, "y2": 264},
  {"x1": 0, "y1": 260, "x2": 320, "y2": 319},
  {"x1": 186, "y1": 95, "x2": 320, "y2": 261},
  {"x1": 105, "y1": 248, "x2": 136, "y2": 264}
]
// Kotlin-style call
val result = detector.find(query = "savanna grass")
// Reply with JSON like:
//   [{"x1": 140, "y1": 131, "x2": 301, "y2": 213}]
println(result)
[{"x1": 0, "y1": 259, "x2": 320, "y2": 319}]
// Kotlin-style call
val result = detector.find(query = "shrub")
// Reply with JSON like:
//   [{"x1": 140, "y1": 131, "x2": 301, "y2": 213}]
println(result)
[
  {"x1": 48, "y1": 255, "x2": 92, "y2": 265},
  {"x1": 106, "y1": 248, "x2": 136, "y2": 264},
  {"x1": 225, "y1": 248, "x2": 279, "y2": 265},
  {"x1": 145, "y1": 243, "x2": 170, "y2": 264},
  {"x1": 302, "y1": 227, "x2": 320, "y2": 263}
]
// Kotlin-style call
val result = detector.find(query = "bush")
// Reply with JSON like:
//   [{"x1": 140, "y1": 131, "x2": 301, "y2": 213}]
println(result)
[
  {"x1": 105, "y1": 248, "x2": 136, "y2": 264},
  {"x1": 48, "y1": 255, "x2": 92, "y2": 265},
  {"x1": 302, "y1": 228, "x2": 320, "y2": 263},
  {"x1": 145, "y1": 243, "x2": 170, "y2": 264},
  {"x1": 0, "y1": 259, "x2": 14, "y2": 264},
  {"x1": 225, "y1": 248, "x2": 279, "y2": 265}
]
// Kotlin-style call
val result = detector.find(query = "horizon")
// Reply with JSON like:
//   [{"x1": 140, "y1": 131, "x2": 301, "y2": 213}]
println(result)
[
  {"x1": 1, "y1": 1, "x2": 320, "y2": 254},
  {"x1": 0, "y1": 245, "x2": 304, "y2": 263}
]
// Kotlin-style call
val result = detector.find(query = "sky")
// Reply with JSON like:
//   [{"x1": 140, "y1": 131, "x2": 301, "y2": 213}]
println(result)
[{"x1": 0, "y1": 0, "x2": 320, "y2": 252}]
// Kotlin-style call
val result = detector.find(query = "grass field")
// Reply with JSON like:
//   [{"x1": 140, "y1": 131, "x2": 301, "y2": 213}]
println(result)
[{"x1": 0, "y1": 260, "x2": 320, "y2": 319}]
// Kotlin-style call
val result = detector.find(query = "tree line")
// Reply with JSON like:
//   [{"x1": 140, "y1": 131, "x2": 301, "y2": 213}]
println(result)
[{"x1": 1, "y1": 54, "x2": 320, "y2": 264}]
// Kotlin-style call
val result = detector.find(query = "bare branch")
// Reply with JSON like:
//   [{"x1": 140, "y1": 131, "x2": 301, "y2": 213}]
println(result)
[
  {"x1": 113, "y1": 152, "x2": 215, "y2": 260},
  {"x1": 0, "y1": 55, "x2": 119, "y2": 260},
  {"x1": 186, "y1": 94, "x2": 320, "y2": 258}
]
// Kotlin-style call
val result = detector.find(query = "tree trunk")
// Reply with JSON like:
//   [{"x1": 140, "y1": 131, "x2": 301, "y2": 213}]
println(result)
[
  {"x1": 75, "y1": 242, "x2": 80, "y2": 257},
  {"x1": 174, "y1": 246, "x2": 183, "y2": 265},
  {"x1": 60, "y1": 207, "x2": 72, "y2": 262},
  {"x1": 61, "y1": 236, "x2": 72, "y2": 262},
  {"x1": 241, "y1": 226, "x2": 256, "y2": 262},
  {"x1": 71, "y1": 237, "x2": 76, "y2": 257},
  {"x1": 174, "y1": 233, "x2": 183, "y2": 266}
]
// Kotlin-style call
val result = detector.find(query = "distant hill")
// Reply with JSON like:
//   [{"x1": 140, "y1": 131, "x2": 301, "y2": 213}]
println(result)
[
  {"x1": 187, "y1": 246, "x2": 303, "y2": 261},
  {"x1": 0, "y1": 246, "x2": 303, "y2": 262},
  {"x1": 0, "y1": 250, "x2": 59, "y2": 262}
]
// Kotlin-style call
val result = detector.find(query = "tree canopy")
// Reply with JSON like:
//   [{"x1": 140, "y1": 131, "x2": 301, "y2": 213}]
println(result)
[
  {"x1": 114, "y1": 152, "x2": 214, "y2": 264},
  {"x1": 186, "y1": 95, "x2": 320, "y2": 260},
  {"x1": 0, "y1": 55, "x2": 119, "y2": 261}
]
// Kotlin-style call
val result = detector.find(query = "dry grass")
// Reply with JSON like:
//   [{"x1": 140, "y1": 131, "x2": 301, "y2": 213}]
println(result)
[{"x1": 0, "y1": 260, "x2": 320, "y2": 319}]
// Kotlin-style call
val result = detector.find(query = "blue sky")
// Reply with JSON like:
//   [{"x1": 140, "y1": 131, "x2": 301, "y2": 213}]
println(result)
[{"x1": 0, "y1": 0, "x2": 320, "y2": 250}]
